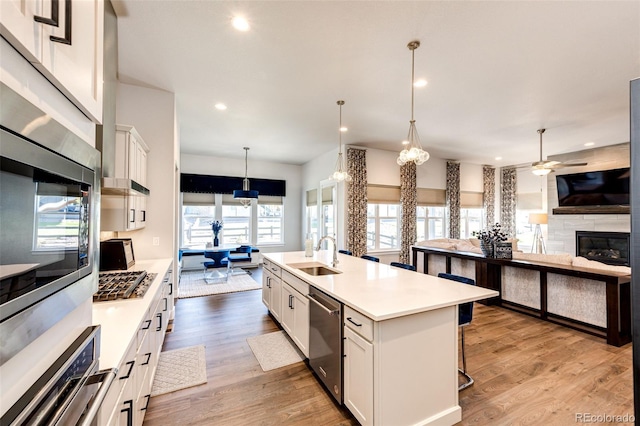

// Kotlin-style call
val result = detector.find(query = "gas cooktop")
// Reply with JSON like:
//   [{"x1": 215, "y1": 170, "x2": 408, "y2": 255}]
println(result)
[{"x1": 95, "y1": 270, "x2": 157, "y2": 302}]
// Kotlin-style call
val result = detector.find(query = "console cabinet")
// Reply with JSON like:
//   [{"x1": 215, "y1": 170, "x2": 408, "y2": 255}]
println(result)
[{"x1": 0, "y1": 0, "x2": 104, "y2": 122}]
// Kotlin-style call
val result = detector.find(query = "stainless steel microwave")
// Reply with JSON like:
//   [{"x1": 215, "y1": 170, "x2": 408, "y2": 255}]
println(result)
[{"x1": 0, "y1": 126, "x2": 95, "y2": 322}]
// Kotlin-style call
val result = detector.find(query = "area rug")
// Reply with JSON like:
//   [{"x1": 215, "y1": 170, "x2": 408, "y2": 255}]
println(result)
[
  {"x1": 178, "y1": 270, "x2": 261, "y2": 298},
  {"x1": 151, "y1": 345, "x2": 207, "y2": 397},
  {"x1": 246, "y1": 331, "x2": 305, "y2": 372}
]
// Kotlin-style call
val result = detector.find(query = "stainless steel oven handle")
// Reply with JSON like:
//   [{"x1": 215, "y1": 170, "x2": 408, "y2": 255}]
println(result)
[
  {"x1": 78, "y1": 368, "x2": 118, "y2": 426},
  {"x1": 307, "y1": 293, "x2": 340, "y2": 316}
]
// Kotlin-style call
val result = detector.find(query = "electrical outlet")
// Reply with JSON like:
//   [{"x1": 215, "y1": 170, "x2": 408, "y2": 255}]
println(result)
[{"x1": 153, "y1": 237, "x2": 160, "y2": 246}]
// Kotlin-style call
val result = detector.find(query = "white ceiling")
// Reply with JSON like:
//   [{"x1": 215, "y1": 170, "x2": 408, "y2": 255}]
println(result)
[{"x1": 113, "y1": 1, "x2": 640, "y2": 167}]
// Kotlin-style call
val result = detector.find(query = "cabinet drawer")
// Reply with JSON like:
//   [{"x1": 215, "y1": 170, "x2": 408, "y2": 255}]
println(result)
[
  {"x1": 268, "y1": 262, "x2": 282, "y2": 278},
  {"x1": 281, "y1": 270, "x2": 308, "y2": 296},
  {"x1": 344, "y1": 306, "x2": 374, "y2": 342}
]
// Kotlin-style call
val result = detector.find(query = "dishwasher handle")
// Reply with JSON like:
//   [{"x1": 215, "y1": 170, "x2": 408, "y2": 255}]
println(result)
[{"x1": 307, "y1": 293, "x2": 340, "y2": 316}]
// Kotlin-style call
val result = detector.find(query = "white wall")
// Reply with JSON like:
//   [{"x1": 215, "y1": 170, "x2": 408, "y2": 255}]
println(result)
[
  {"x1": 116, "y1": 82, "x2": 178, "y2": 260},
  {"x1": 181, "y1": 153, "x2": 303, "y2": 254}
]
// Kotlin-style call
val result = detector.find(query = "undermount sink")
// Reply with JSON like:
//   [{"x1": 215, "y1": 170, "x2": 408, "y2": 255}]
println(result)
[{"x1": 287, "y1": 262, "x2": 342, "y2": 276}]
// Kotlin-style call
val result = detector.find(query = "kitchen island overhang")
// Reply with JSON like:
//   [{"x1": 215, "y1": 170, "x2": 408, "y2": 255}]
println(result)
[{"x1": 262, "y1": 250, "x2": 498, "y2": 426}]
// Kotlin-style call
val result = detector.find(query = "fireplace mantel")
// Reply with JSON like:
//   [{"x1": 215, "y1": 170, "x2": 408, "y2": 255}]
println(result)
[{"x1": 553, "y1": 206, "x2": 630, "y2": 215}]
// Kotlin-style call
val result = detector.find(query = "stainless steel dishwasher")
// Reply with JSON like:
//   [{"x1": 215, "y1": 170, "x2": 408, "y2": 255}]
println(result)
[{"x1": 308, "y1": 286, "x2": 343, "y2": 404}]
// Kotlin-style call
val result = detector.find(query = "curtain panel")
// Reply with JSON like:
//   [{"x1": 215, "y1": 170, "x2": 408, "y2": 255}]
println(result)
[
  {"x1": 446, "y1": 161, "x2": 461, "y2": 239},
  {"x1": 500, "y1": 167, "x2": 517, "y2": 237},
  {"x1": 399, "y1": 162, "x2": 417, "y2": 264},
  {"x1": 346, "y1": 148, "x2": 367, "y2": 257},
  {"x1": 483, "y1": 165, "x2": 496, "y2": 226}
]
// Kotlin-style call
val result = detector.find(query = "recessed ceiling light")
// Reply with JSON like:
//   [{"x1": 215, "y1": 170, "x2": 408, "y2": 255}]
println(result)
[
  {"x1": 214, "y1": 103, "x2": 227, "y2": 110},
  {"x1": 495, "y1": 156, "x2": 502, "y2": 161},
  {"x1": 584, "y1": 142, "x2": 595, "y2": 147},
  {"x1": 413, "y1": 79, "x2": 428, "y2": 88},
  {"x1": 340, "y1": 126, "x2": 348, "y2": 132},
  {"x1": 232, "y1": 16, "x2": 250, "y2": 31}
]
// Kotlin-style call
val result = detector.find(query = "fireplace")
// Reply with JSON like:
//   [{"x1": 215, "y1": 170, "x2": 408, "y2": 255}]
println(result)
[{"x1": 575, "y1": 231, "x2": 630, "y2": 266}]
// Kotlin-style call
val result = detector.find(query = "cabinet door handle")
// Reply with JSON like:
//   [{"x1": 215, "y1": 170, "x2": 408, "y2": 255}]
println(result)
[
  {"x1": 168, "y1": 282, "x2": 173, "y2": 295},
  {"x1": 289, "y1": 294, "x2": 294, "y2": 309},
  {"x1": 267, "y1": 276, "x2": 271, "y2": 288},
  {"x1": 141, "y1": 319, "x2": 152, "y2": 330},
  {"x1": 34, "y1": 0, "x2": 59, "y2": 26},
  {"x1": 121, "y1": 400, "x2": 133, "y2": 426},
  {"x1": 130, "y1": 208, "x2": 135, "y2": 223},
  {"x1": 156, "y1": 312, "x2": 163, "y2": 331},
  {"x1": 141, "y1": 352, "x2": 152, "y2": 366},
  {"x1": 141, "y1": 210, "x2": 146, "y2": 222},
  {"x1": 49, "y1": 0, "x2": 72, "y2": 45},
  {"x1": 163, "y1": 297, "x2": 168, "y2": 312},
  {"x1": 141, "y1": 394, "x2": 151, "y2": 411},
  {"x1": 347, "y1": 317, "x2": 362, "y2": 327},
  {"x1": 120, "y1": 360, "x2": 135, "y2": 379}
]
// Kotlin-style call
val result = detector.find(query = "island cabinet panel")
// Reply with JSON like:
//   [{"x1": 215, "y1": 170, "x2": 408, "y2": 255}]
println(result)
[
  {"x1": 262, "y1": 259, "x2": 282, "y2": 322},
  {"x1": 374, "y1": 306, "x2": 460, "y2": 426}
]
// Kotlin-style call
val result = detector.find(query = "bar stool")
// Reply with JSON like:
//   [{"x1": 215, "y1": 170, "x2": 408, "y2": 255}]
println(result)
[
  {"x1": 360, "y1": 255, "x2": 380, "y2": 262},
  {"x1": 389, "y1": 262, "x2": 416, "y2": 271},
  {"x1": 438, "y1": 273, "x2": 476, "y2": 391}
]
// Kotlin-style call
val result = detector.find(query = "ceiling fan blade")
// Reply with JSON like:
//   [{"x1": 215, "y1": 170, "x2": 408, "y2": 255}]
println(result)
[
  {"x1": 552, "y1": 162, "x2": 588, "y2": 169},
  {"x1": 543, "y1": 160, "x2": 562, "y2": 167}
]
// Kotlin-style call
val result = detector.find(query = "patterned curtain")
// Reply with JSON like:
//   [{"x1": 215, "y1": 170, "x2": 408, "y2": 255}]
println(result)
[
  {"x1": 500, "y1": 167, "x2": 517, "y2": 237},
  {"x1": 446, "y1": 161, "x2": 461, "y2": 239},
  {"x1": 346, "y1": 148, "x2": 367, "y2": 257},
  {"x1": 483, "y1": 165, "x2": 495, "y2": 226},
  {"x1": 399, "y1": 162, "x2": 417, "y2": 264}
]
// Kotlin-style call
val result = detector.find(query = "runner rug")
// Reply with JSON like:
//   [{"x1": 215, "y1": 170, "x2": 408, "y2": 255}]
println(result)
[
  {"x1": 246, "y1": 331, "x2": 305, "y2": 372},
  {"x1": 150, "y1": 345, "x2": 207, "y2": 397}
]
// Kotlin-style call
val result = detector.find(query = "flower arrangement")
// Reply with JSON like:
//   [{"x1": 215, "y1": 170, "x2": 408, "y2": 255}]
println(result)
[
  {"x1": 473, "y1": 223, "x2": 507, "y2": 245},
  {"x1": 210, "y1": 220, "x2": 223, "y2": 237}
]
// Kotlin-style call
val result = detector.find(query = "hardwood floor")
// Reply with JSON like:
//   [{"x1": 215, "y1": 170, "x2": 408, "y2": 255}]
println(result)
[{"x1": 143, "y1": 270, "x2": 633, "y2": 425}]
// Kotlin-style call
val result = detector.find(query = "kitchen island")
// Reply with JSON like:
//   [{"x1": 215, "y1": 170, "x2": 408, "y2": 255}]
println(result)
[{"x1": 262, "y1": 250, "x2": 498, "y2": 426}]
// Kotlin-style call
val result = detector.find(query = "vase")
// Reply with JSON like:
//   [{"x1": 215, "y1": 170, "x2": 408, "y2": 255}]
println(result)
[
  {"x1": 480, "y1": 240, "x2": 494, "y2": 257},
  {"x1": 213, "y1": 236, "x2": 219, "y2": 247}
]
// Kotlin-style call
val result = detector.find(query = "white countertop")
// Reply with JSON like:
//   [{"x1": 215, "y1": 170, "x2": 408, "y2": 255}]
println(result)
[
  {"x1": 92, "y1": 258, "x2": 172, "y2": 369},
  {"x1": 263, "y1": 251, "x2": 498, "y2": 321}
]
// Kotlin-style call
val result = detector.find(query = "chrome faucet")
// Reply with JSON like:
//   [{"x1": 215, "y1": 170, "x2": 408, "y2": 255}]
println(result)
[{"x1": 316, "y1": 235, "x2": 338, "y2": 267}]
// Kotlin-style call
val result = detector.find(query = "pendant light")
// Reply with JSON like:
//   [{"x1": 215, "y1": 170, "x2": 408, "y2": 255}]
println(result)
[
  {"x1": 397, "y1": 40, "x2": 430, "y2": 166},
  {"x1": 233, "y1": 147, "x2": 258, "y2": 208},
  {"x1": 330, "y1": 100, "x2": 352, "y2": 182}
]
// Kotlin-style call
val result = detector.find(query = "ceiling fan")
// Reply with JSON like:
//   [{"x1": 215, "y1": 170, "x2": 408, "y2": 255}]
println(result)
[{"x1": 529, "y1": 128, "x2": 587, "y2": 176}]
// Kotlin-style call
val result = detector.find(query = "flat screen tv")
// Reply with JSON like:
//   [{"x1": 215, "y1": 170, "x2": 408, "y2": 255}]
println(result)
[{"x1": 556, "y1": 167, "x2": 630, "y2": 207}]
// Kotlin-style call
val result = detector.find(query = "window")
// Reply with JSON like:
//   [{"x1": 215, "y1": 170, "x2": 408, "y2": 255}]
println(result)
[
  {"x1": 181, "y1": 205, "x2": 215, "y2": 249},
  {"x1": 416, "y1": 206, "x2": 445, "y2": 241},
  {"x1": 367, "y1": 204, "x2": 400, "y2": 250},
  {"x1": 221, "y1": 204, "x2": 251, "y2": 245},
  {"x1": 258, "y1": 204, "x2": 283, "y2": 244},
  {"x1": 460, "y1": 208, "x2": 483, "y2": 239}
]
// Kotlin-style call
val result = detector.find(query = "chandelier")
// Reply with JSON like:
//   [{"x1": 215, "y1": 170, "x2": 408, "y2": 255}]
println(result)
[
  {"x1": 397, "y1": 40, "x2": 430, "y2": 166},
  {"x1": 330, "y1": 100, "x2": 352, "y2": 182},
  {"x1": 233, "y1": 147, "x2": 259, "y2": 208}
]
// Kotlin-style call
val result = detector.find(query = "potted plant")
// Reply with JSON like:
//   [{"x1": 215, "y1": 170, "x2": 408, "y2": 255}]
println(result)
[
  {"x1": 211, "y1": 220, "x2": 223, "y2": 247},
  {"x1": 472, "y1": 223, "x2": 507, "y2": 257}
]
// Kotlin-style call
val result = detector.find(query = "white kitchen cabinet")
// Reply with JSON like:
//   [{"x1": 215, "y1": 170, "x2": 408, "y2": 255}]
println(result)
[
  {"x1": 0, "y1": 0, "x2": 104, "y2": 123},
  {"x1": 281, "y1": 271, "x2": 309, "y2": 357},
  {"x1": 102, "y1": 125, "x2": 150, "y2": 231},
  {"x1": 343, "y1": 308, "x2": 374, "y2": 426},
  {"x1": 97, "y1": 263, "x2": 174, "y2": 426},
  {"x1": 261, "y1": 259, "x2": 282, "y2": 322}
]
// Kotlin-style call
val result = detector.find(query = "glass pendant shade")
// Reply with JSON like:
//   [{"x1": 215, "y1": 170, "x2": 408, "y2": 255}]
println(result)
[
  {"x1": 397, "y1": 40, "x2": 429, "y2": 166},
  {"x1": 330, "y1": 100, "x2": 352, "y2": 182},
  {"x1": 233, "y1": 147, "x2": 258, "y2": 207}
]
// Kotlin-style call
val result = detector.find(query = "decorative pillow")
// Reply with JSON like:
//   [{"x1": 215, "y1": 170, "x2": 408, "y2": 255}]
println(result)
[
  {"x1": 572, "y1": 256, "x2": 631, "y2": 274},
  {"x1": 455, "y1": 241, "x2": 483, "y2": 254},
  {"x1": 512, "y1": 252, "x2": 573, "y2": 265},
  {"x1": 468, "y1": 238, "x2": 481, "y2": 247},
  {"x1": 415, "y1": 240, "x2": 456, "y2": 250}
]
